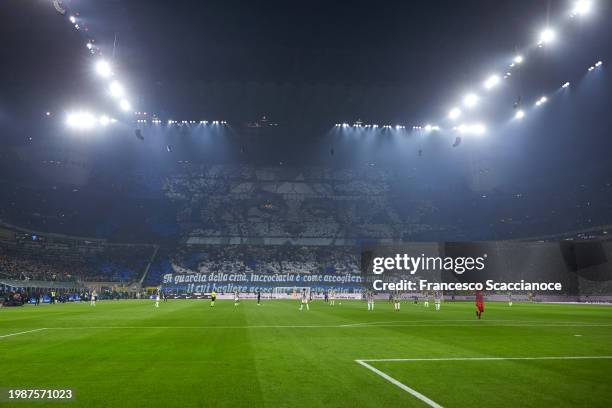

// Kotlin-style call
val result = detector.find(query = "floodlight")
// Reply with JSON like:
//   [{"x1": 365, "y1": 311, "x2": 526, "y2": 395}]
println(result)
[
  {"x1": 66, "y1": 111, "x2": 96, "y2": 130},
  {"x1": 109, "y1": 81, "x2": 124, "y2": 98},
  {"x1": 448, "y1": 107, "x2": 461, "y2": 120},
  {"x1": 119, "y1": 99, "x2": 131, "y2": 111},
  {"x1": 513, "y1": 55, "x2": 524, "y2": 64},
  {"x1": 457, "y1": 123, "x2": 486, "y2": 135},
  {"x1": 562, "y1": 81, "x2": 570, "y2": 88},
  {"x1": 472, "y1": 123, "x2": 486, "y2": 135},
  {"x1": 463, "y1": 93, "x2": 479, "y2": 108},
  {"x1": 515, "y1": 110, "x2": 525, "y2": 120},
  {"x1": 595, "y1": 61, "x2": 603, "y2": 67},
  {"x1": 69, "y1": 15, "x2": 76, "y2": 24},
  {"x1": 571, "y1": 0, "x2": 592, "y2": 16},
  {"x1": 539, "y1": 28, "x2": 556, "y2": 44},
  {"x1": 95, "y1": 60, "x2": 112, "y2": 78},
  {"x1": 99, "y1": 115, "x2": 110, "y2": 126},
  {"x1": 483, "y1": 74, "x2": 501, "y2": 90}
]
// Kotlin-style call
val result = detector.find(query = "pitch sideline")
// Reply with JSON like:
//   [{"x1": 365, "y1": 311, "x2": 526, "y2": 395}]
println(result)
[
  {"x1": 355, "y1": 356, "x2": 612, "y2": 407},
  {"x1": 0, "y1": 328, "x2": 47, "y2": 339}
]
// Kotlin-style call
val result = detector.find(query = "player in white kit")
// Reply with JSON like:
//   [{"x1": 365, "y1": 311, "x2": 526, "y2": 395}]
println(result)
[
  {"x1": 234, "y1": 290, "x2": 240, "y2": 307},
  {"x1": 329, "y1": 289, "x2": 336, "y2": 306},
  {"x1": 423, "y1": 291, "x2": 430, "y2": 308},
  {"x1": 434, "y1": 290, "x2": 442, "y2": 311},
  {"x1": 90, "y1": 290, "x2": 97, "y2": 306},
  {"x1": 393, "y1": 292, "x2": 401, "y2": 311},
  {"x1": 367, "y1": 291, "x2": 375, "y2": 311},
  {"x1": 299, "y1": 289, "x2": 309, "y2": 311}
]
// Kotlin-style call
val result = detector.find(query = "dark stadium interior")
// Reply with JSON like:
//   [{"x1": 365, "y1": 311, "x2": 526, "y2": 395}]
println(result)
[
  {"x1": 2, "y1": 2, "x2": 612, "y2": 408},
  {"x1": 1, "y1": 0, "x2": 612, "y2": 292}
]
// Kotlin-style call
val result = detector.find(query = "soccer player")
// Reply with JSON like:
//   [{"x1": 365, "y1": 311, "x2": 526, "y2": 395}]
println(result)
[
  {"x1": 329, "y1": 289, "x2": 335, "y2": 306},
  {"x1": 299, "y1": 288, "x2": 309, "y2": 311},
  {"x1": 434, "y1": 290, "x2": 442, "y2": 311},
  {"x1": 475, "y1": 290, "x2": 485, "y2": 319},
  {"x1": 324, "y1": 291, "x2": 329, "y2": 303},
  {"x1": 234, "y1": 290, "x2": 239, "y2": 307},
  {"x1": 90, "y1": 289, "x2": 97, "y2": 307},
  {"x1": 256, "y1": 289, "x2": 261, "y2": 306},
  {"x1": 423, "y1": 291, "x2": 430, "y2": 308},
  {"x1": 367, "y1": 291, "x2": 375, "y2": 311},
  {"x1": 393, "y1": 292, "x2": 400, "y2": 311},
  {"x1": 508, "y1": 292, "x2": 513, "y2": 307},
  {"x1": 210, "y1": 290, "x2": 217, "y2": 307},
  {"x1": 155, "y1": 290, "x2": 160, "y2": 308}
]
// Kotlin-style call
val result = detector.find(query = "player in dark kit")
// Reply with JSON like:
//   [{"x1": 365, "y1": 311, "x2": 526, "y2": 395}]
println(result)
[
  {"x1": 257, "y1": 289, "x2": 261, "y2": 306},
  {"x1": 475, "y1": 290, "x2": 485, "y2": 319}
]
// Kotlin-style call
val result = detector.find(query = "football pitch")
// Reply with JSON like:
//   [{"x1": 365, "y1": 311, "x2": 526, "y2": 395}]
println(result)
[{"x1": 2, "y1": 299, "x2": 611, "y2": 407}]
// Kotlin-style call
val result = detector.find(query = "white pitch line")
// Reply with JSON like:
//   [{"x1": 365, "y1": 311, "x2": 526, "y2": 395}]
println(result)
[
  {"x1": 339, "y1": 319, "x2": 601, "y2": 327},
  {"x1": 28, "y1": 322, "x2": 612, "y2": 330},
  {"x1": 0, "y1": 328, "x2": 47, "y2": 339},
  {"x1": 360, "y1": 356, "x2": 612, "y2": 362},
  {"x1": 356, "y1": 359, "x2": 443, "y2": 408},
  {"x1": 355, "y1": 355, "x2": 612, "y2": 407}
]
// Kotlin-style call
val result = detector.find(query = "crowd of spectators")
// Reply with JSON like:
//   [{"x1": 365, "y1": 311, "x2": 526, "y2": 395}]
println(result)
[
  {"x1": 3, "y1": 163, "x2": 611, "y2": 243},
  {"x1": 0, "y1": 236, "x2": 153, "y2": 283}
]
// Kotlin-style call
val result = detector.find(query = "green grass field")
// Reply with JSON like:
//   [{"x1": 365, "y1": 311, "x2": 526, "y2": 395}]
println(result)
[{"x1": 2, "y1": 299, "x2": 612, "y2": 407}]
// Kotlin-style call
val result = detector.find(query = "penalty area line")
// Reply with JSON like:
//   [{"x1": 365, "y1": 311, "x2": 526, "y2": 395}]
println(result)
[
  {"x1": 360, "y1": 355, "x2": 612, "y2": 362},
  {"x1": 0, "y1": 328, "x2": 47, "y2": 339},
  {"x1": 355, "y1": 356, "x2": 612, "y2": 407},
  {"x1": 355, "y1": 359, "x2": 443, "y2": 408}
]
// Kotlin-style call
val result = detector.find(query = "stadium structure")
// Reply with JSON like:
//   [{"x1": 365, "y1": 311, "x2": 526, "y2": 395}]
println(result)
[{"x1": 1, "y1": 1, "x2": 611, "y2": 407}]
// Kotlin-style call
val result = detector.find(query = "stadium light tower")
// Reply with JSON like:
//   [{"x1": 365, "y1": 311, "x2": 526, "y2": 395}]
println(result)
[{"x1": 95, "y1": 60, "x2": 112, "y2": 78}]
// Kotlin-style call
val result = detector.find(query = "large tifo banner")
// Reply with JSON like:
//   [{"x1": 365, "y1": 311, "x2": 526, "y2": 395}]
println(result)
[
  {"x1": 162, "y1": 262, "x2": 362, "y2": 293},
  {"x1": 360, "y1": 241, "x2": 612, "y2": 295}
]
